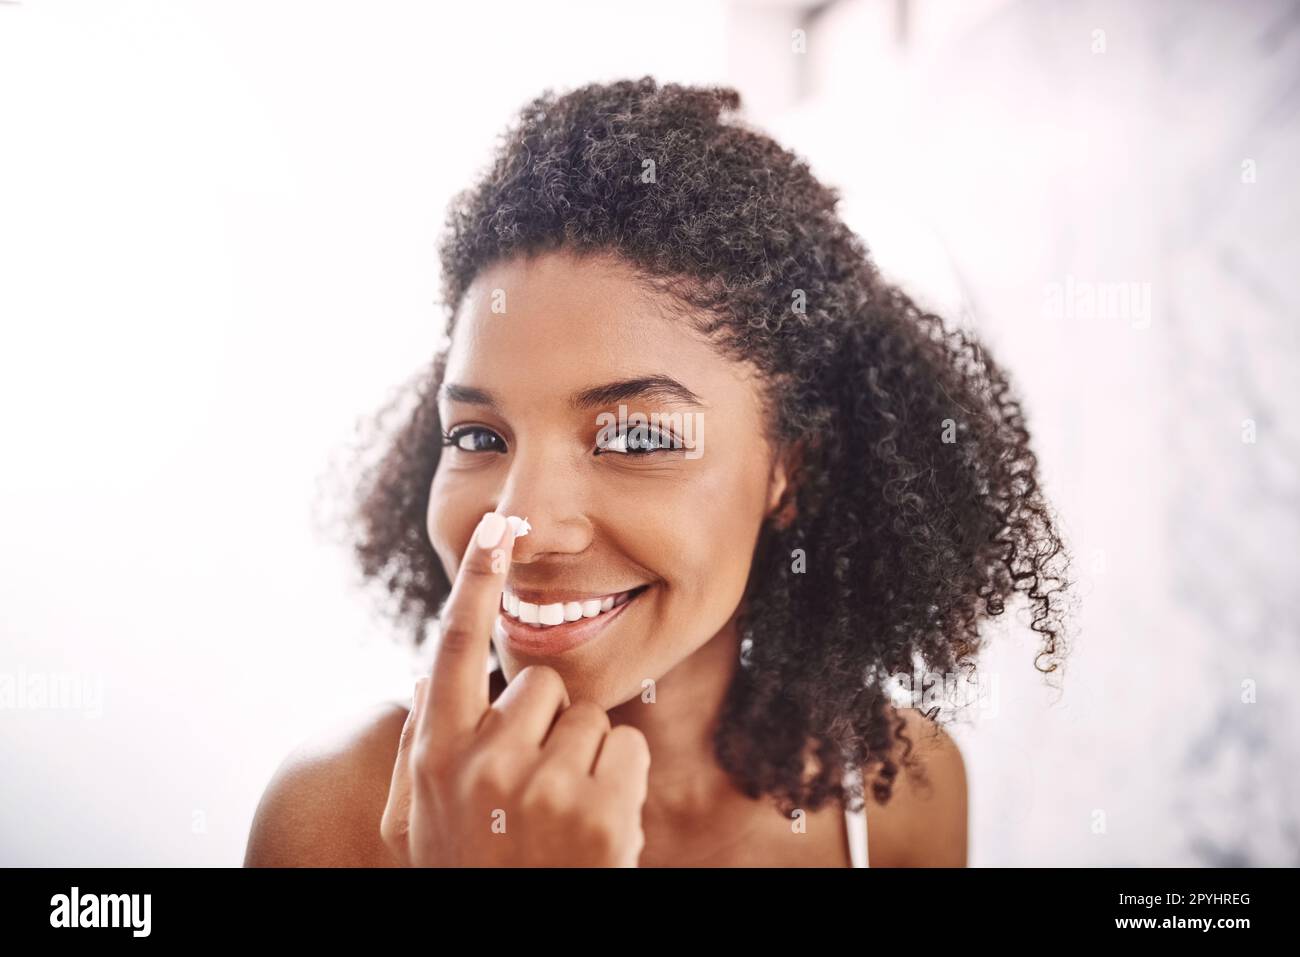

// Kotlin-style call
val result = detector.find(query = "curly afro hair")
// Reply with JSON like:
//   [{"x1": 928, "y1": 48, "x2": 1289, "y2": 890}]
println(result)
[{"x1": 349, "y1": 77, "x2": 1072, "y2": 818}]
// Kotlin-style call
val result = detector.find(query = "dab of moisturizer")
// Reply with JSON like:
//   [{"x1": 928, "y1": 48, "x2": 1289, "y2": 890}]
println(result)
[{"x1": 506, "y1": 515, "x2": 531, "y2": 537}]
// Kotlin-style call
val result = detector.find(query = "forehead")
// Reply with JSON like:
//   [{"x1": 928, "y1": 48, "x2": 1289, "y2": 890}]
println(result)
[{"x1": 443, "y1": 251, "x2": 747, "y2": 408}]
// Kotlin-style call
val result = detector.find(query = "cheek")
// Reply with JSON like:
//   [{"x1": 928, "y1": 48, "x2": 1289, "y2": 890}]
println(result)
[
  {"x1": 650, "y1": 461, "x2": 771, "y2": 624},
  {"x1": 426, "y1": 467, "x2": 490, "y2": 581}
]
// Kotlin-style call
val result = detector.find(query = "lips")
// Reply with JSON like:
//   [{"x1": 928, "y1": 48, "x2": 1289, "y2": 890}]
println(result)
[
  {"x1": 501, "y1": 585, "x2": 646, "y2": 627},
  {"x1": 495, "y1": 584, "x2": 650, "y2": 655}
]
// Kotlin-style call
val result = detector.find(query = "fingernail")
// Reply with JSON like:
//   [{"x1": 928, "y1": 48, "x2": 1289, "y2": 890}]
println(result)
[{"x1": 476, "y1": 511, "x2": 508, "y2": 549}]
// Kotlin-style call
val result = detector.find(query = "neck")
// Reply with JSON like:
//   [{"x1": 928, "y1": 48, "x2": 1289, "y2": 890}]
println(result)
[{"x1": 606, "y1": 614, "x2": 770, "y2": 856}]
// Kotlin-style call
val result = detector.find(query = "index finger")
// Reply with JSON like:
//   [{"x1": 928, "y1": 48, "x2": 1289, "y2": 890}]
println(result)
[{"x1": 421, "y1": 510, "x2": 518, "y2": 745}]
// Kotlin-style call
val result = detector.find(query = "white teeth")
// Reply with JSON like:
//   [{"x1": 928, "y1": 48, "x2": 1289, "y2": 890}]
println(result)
[{"x1": 500, "y1": 588, "x2": 641, "y2": 627}]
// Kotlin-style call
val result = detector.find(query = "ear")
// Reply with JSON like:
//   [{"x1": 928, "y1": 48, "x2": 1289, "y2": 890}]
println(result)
[{"x1": 765, "y1": 439, "x2": 806, "y2": 530}]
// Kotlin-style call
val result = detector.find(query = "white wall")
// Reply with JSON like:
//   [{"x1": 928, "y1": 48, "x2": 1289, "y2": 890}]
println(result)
[
  {"x1": 767, "y1": 0, "x2": 1300, "y2": 865},
  {"x1": 0, "y1": 0, "x2": 728, "y2": 866}
]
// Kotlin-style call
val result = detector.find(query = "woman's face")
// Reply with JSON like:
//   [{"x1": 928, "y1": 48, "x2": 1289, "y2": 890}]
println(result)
[{"x1": 427, "y1": 249, "x2": 792, "y2": 708}]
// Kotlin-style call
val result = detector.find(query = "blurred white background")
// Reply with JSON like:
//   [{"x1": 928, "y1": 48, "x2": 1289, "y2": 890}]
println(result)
[{"x1": 2, "y1": 0, "x2": 1296, "y2": 866}]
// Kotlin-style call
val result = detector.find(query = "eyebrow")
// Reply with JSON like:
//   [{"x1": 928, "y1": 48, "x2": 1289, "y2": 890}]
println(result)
[{"x1": 438, "y1": 375, "x2": 708, "y2": 412}]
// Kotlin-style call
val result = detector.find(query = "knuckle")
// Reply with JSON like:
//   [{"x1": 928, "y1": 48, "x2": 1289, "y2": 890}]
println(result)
[
  {"x1": 464, "y1": 750, "x2": 516, "y2": 799},
  {"x1": 378, "y1": 808, "x2": 407, "y2": 847},
  {"x1": 562, "y1": 699, "x2": 611, "y2": 730},
  {"x1": 407, "y1": 738, "x2": 434, "y2": 775},
  {"x1": 437, "y1": 620, "x2": 480, "y2": 655},
  {"x1": 518, "y1": 768, "x2": 577, "y2": 814},
  {"x1": 581, "y1": 814, "x2": 622, "y2": 855},
  {"x1": 608, "y1": 723, "x2": 650, "y2": 760},
  {"x1": 517, "y1": 664, "x2": 567, "y2": 699},
  {"x1": 408, "y1": 739, "x2": 454, "y2": 787},
  {"x1": 457, "y1": 549, "x2": 501, "y2": 582}
]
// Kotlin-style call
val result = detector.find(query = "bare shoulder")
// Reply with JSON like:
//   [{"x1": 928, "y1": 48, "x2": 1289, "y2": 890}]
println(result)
[
  {"x1": 243, "y1": 702, "x2": 411, "y2": 867},
  {"x1": 861, "y1": 706, "x2": 968, "y2": 867}
]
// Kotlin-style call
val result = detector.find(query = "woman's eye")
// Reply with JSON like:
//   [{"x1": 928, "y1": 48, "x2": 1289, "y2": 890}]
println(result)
[
  {"x1": 442, "y1": 426, "x2": 506, "y2": 454},
  {"x1": 596, "y1": 427, "x2": 679, "y2": 455}
]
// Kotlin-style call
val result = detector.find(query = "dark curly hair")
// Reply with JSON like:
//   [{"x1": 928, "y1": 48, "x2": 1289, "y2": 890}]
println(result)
[{"x1": 347, "y1": 77, "x2": 1072, "y2": 818}]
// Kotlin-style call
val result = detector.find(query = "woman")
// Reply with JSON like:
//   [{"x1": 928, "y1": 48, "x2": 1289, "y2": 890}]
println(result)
[{"x1": 244, "y1": 78, "x2": 1069, "y2": 867}]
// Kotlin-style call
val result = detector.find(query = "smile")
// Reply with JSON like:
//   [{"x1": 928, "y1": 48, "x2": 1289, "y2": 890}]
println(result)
[
  {"x1": 501, "y1": 585, "x2": 648, "y2": 627},
  {"x1": 495, "y1": 584, "x2": 651, "y2": 656}
]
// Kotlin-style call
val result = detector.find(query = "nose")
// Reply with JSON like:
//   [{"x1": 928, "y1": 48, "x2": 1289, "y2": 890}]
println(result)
[{"x1": 493, "y1": 456, "x2": 594, "y2": 563}]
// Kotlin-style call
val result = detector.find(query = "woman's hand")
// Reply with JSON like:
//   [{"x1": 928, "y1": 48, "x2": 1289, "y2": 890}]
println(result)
[{"x1": 380, "y1": 511, "x2": 652, "y2": 866}]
